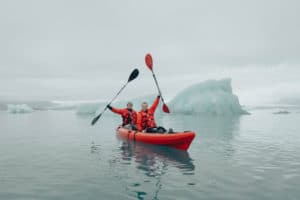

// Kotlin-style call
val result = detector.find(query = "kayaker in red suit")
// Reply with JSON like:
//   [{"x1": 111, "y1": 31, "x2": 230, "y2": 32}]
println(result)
[
  {"x1": 107, "y1": 102, "x2": 137, "y2": 130},
  {"x1": 137, "y1": 95, "x2": 166, "y2": 133}
]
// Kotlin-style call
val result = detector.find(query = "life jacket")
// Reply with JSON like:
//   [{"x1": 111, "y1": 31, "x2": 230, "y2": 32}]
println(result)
[
  {"x1": 136, "y1": 96, "x2": 160, "y2": 131},
  {"x1": 139, "y1": 109, "x2": 156, "y2": 130},
  {"x1": 122, "y1": 109, "x2": 137, "y2": 126},
  {"x1": 111, "y1": 107, "x2": 137, "y2": 126}
]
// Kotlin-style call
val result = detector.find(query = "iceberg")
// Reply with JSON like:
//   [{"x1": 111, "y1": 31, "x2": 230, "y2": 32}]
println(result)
[
  {"x1": 76, "y1": 102, "x2": 103, "y2": 115},
  {"x1": 7, "y1": 104, "x2": 33, "y2": 114},
  {"x1": 168, "y1": 79, "x2": 248, "y2": 115},
  {"x1": 76, "y1": 79, "x2": 248, "y2": 116}
]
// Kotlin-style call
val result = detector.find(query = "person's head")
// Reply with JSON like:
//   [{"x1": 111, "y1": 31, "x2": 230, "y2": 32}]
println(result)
[
  {"x1": 141, "y1": 102, "x2": 148, "y2": 111},
  {"x1": 127, "y1": 102, "x2": 133, "y2": 109}
]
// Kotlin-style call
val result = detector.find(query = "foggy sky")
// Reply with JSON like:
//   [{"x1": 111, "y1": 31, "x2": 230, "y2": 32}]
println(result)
[{"x1": 1, "y1": 0, "x2": 300, "y2": 102}]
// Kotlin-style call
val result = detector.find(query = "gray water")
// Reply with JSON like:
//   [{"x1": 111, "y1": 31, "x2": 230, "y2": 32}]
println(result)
[{"x1": 1, "y1": 109, "x2": 300, "y2": 200}]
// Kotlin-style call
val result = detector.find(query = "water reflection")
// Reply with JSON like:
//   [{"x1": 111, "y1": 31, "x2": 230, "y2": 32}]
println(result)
[
  {"x1": 161, "y1": 114, "x2": 242, "y2": 161},
  {"x1": 116, "y1": 141, "x2": 195, "y2": 199},
  {"x1": 161, "y1": 114, "x2": 241, "y2": 140},
  {"x1": 106, "y1": 114, "x2": 242, "y2": 199},
  {"x1": 119, "y1": 141, "x2": 195, "y2": 173}
]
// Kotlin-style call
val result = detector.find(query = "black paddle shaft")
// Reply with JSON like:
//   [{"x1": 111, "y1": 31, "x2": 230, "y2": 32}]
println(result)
[
  {"x1": 91, "y1": 83, "x2": 128, "y2": 125},
  {"x1": 91, "y1": 68, "x2": 139, "y2": 126}
]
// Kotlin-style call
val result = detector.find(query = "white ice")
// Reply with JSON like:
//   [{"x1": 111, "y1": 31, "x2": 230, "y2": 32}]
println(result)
[
  {"x1": 169, "y1": 79, "x2": 248, "y2": 115},
  {"x1": 7, "y1": 104, "x2": 33, "y2": 114},
  {"x1": 76, "y1": 79, "x2": 248, "y2": 116},
  {"x1": 76, "y1": 102, "x2": 103, "y2": 115}
]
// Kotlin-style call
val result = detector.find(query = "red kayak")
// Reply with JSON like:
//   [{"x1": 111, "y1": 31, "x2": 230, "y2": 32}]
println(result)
[{"x1": 116, "y1": 127, "x2": 195, "y2": 151}]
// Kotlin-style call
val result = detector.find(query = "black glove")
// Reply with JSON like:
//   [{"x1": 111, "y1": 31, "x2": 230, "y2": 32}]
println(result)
[
  {"x1": 157, "y1": 95, "x2": 161, "y2": 98},
  {"x1": 107, "y1": 105, "x2": 112, "y2": 110}
]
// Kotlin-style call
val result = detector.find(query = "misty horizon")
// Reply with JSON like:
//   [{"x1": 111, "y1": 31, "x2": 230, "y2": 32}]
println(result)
[{"x1": 1, "y1": 0, "x2": 300, "y2": 105}]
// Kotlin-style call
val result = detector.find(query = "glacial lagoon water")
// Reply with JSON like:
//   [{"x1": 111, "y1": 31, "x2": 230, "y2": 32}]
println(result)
[{"x1": 0, "y1": 109, "x2": 300, "y2": 200}]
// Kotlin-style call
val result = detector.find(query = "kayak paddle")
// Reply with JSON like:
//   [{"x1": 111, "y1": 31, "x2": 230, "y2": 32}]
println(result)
[
  {"x1": 91, "y1": 68, "x2": 139, "y2": 126},
  {"x1": 145, "y1": 53, "x2": 170, "y2": 113}
]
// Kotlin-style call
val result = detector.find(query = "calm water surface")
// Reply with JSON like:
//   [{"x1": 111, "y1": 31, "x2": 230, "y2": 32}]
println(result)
[{"x1": 0, "y1": 110, "x2": 300, "y2": 200}]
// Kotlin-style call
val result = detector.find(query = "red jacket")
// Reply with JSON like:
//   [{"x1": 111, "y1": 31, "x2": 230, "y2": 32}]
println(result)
[
  {"x1": 110, "y1": 107, "x2": 137, "y2": 126},
  {"x1": 137, "y1": 96, "x2": 160, "y2": 131}
]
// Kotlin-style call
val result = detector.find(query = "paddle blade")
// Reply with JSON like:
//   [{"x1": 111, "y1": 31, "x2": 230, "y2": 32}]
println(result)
[
  {"x1": 91, "y1": 114, "x2": 101, "y2": 126},
  {"x1": 128, "y1": 68, "x2": 139, "y2": 82},
  {"x1": 162, "y1": 103, "x2": 170, "y2": 113},
  {"x1": 145, "y1": 53, "x2": 153, "y2": 70}
]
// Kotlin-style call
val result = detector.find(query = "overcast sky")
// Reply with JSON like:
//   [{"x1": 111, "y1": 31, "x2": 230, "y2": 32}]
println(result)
[{"x1": 0, "y1": 0, "x2": 299, "y2": 103}]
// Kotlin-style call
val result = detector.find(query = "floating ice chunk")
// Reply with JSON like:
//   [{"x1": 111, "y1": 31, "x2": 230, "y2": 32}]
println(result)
[
  {"x1": 168, "y1": 79, "x2": 248, "y2": 115},
  {"x1": 7, "y1": 104, "x2": 33, "y2": 114},
  {"x1": 76, "y1": 102, "x2": 103, "y2": 115}
]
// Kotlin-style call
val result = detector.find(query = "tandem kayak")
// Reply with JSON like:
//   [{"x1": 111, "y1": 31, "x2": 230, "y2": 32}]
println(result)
[{"x1": 116, "y1": 127, "x2": 196, "y2": 151}]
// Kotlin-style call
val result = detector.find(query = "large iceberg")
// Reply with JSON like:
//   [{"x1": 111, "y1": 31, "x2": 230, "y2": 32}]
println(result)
[
  {"x1": 7, "y1": 104, "x2": 33, "y2": 114},
  {"x1": 168, "y1": 79, "x2": 248, "y2": 115},
  {"x1": 76, "y1": 79, "x2": 248, "y2": 116}
]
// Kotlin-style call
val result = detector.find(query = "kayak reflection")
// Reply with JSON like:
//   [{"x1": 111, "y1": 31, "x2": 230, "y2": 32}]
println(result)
[
  {"x1": 117, "y1": 140, "x2": 195, "y2": 199},
  {"x1": 119, "y1": 140, "x2": 195, "y2": 175}
]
